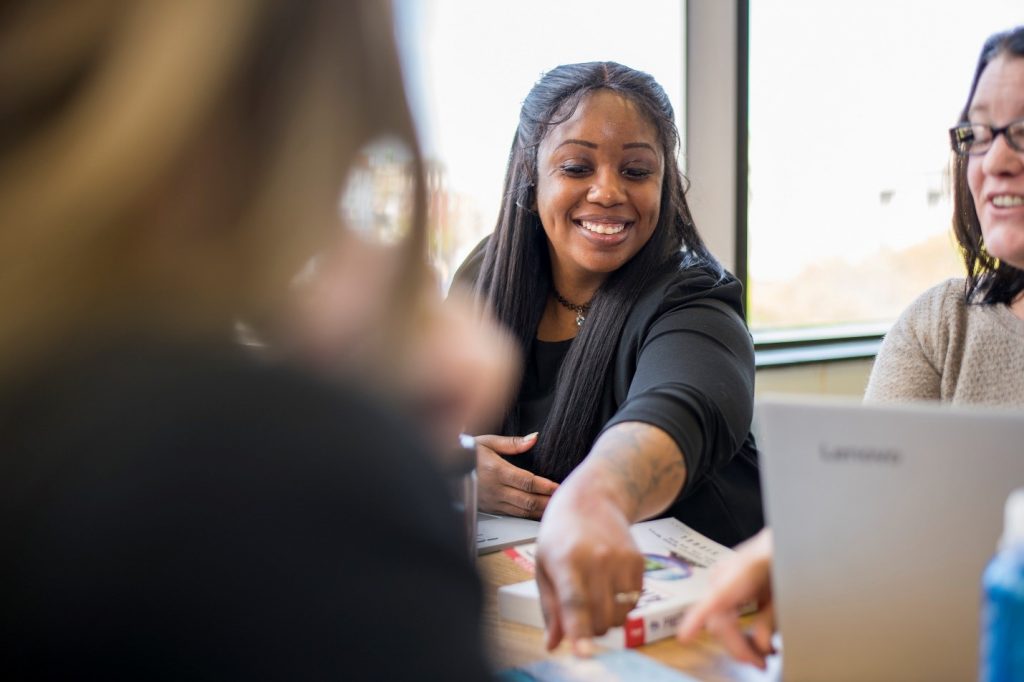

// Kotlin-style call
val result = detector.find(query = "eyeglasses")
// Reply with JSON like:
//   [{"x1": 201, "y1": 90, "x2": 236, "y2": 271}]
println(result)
[{"x1": 949, "y1": 116, "x2": 1024, "y2": 156}]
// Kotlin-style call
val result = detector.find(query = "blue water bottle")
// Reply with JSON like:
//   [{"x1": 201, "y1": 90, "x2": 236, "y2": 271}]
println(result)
[{"x1": 980, "y1": 489, "x2": 1024, "y2": 682}]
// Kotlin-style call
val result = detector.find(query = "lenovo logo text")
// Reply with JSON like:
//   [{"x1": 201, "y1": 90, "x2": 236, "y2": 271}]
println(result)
[{"x1": 818, "y1": 444, "x2": 902, "y2": 465}]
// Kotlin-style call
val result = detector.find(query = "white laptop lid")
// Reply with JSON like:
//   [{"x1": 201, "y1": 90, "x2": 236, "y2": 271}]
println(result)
[{"x1": 757, "y1": 396, "x2": 1024, "y2": 682}]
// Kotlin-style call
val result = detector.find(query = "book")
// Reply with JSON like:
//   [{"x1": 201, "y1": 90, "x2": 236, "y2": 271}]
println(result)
[
  {"x1": 477, "y1": 512, "x2": 541, "y2": 554},
  {"x1": 496, "y1": 648, "x2": 701, "y2": 681},
  {"x1": 497, "y1": 517, "x2": 733, "y2": 648}
]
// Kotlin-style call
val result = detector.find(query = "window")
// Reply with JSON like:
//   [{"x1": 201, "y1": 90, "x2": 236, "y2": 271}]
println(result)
[
  {"x1": 745, "y1": 1, "x2": 1022, "y2": 340},
  {"x1": 394, "y1": 0, "x2": 685, "y2": 285}
]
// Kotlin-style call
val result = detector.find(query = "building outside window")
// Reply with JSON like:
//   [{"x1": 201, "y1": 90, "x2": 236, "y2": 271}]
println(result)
[{"x1": 746, "y1": 1, "x2": 1021, "y2": 340}]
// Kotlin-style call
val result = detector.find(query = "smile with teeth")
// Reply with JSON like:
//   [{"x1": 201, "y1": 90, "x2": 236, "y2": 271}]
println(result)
[
  {"x1": 579, "y1": 219, "x2": 628, "y2": 235},
  {"x1": 992, "y1": 195, "x2": 1024, "y2": 208}
]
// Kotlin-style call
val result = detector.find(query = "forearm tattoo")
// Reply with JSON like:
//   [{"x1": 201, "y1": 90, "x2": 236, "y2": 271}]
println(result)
[{"x1": 590, "y1": 422, "x2": 686, "y2": 516}]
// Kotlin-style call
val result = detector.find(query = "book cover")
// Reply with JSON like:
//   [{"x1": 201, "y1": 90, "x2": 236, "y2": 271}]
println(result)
[{"x1": 497, "y1": 517, "x2": 733, "y2": 648}]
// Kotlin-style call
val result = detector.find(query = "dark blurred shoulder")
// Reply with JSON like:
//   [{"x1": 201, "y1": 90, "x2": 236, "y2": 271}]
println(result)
[{"x1": 0, "y1": 337, "x2": 454, "y2": 518}]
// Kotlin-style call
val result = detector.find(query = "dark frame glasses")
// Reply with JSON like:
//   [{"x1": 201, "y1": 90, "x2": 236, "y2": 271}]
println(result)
[{"x1": 950, "y1": 116, "x2": 1024, "y2": 156}]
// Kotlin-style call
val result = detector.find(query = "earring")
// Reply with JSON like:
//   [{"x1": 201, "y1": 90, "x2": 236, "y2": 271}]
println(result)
[{"x1": 514, "y1": 183, "x2": 536, "y2": 212}]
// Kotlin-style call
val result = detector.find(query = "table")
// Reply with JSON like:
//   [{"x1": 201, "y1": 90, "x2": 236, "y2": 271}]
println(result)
[{"x1": 479, "y1": 551, "x2": 780, "y2": 681}]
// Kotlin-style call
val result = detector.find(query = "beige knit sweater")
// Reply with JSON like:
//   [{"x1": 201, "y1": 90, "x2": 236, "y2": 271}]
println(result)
[{"x1": 865, "y1": 278, "x2": 1024, "y2": 406}]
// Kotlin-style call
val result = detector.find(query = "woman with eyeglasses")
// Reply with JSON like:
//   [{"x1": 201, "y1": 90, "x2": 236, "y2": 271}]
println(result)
[
  {"x1": 677, "y1": 25, "x2": 1024, "y2": 671},
  {"x1": 864, "y1": 26, "x2": 1024, "y2": 405}
]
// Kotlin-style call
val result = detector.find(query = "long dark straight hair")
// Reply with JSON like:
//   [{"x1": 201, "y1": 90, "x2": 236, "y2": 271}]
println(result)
[
  {"x1": 952, "y1": 26, "x2": 1024, "y2": 306},
  {"x1": 474, "y1": 62, "x2": 721, "y2": 482}
]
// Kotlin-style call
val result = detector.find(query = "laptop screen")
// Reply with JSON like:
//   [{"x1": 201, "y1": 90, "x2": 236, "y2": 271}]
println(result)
[{"x1": 757, "y1": 396, "x2": 1024, "y2": 682}]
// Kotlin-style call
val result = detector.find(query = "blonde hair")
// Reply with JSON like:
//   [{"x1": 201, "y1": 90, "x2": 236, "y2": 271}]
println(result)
[{"x1": 0, "y1": 0, "x2": 425, "y2": 378}]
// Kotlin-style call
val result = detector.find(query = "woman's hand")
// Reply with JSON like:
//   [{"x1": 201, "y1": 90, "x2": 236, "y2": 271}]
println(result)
[
  {"x1": 534, "y1": 422, "x2": 686, "y2": 655},
  {"x1": 534, "y1": 487, "x2": 644, "y2": 656},
  {"x1": 676, "y1": 528, "x2": 776, "y2": 670},
  {"x1": 474, "y1": 433, "x2": 558, "y2": 519}
]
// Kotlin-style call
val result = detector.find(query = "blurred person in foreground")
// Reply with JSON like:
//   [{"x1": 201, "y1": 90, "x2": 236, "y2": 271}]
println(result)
[
  {"x1": 0, "y1": 1, "x2": 512, "y2": 678},
  {"x1": 454, "y1": 62, "x2": 764, "y2": 656},
  {"x1": 678, "y1": 25, "x2": 1024, "y2": 669}
]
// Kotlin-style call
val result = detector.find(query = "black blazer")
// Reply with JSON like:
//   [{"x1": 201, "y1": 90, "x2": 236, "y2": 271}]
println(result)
[{"x1": 457, "y1": 241, "x2": 763, "y2": 547}]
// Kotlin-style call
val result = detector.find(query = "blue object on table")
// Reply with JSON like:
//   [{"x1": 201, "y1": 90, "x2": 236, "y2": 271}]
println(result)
[{"x1": 980, "y1": 489, "x2": 1024, "y2": 682}]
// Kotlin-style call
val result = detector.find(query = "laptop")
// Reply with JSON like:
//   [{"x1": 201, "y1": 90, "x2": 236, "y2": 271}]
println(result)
[{"x1": 756, "y1": 395, "x2": 1024, "y2": 682}]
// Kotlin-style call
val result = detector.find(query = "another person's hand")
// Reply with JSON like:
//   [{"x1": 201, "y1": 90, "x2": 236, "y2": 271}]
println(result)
[
  {"x1": 474, "y1": 433, "x2": 558, "y2": 519},
  {"x1": 280, "y1": 234, "x2": 520, "y2": 450},
  {"x1": 399, "y1": 288, "x2": 519, "y2": 446},
  {"x1": 676, "y1": 528, "x2": 776, "y2": 670},
  {"x1": 534, "y1": 484, "x2": 645, "y2": 656}
]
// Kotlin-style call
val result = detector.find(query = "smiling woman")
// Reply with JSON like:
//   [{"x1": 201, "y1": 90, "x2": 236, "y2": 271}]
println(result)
[
  {"x1": 965, "y1": 55, "x2": 1024, "y2": 271},
  {"x1": 535, "y1": 90, "x2": 664, "y2": 313},
  {"x1": 865, "y1": 26, "x2": 1024, "y2": 407},
  {"x1": 453, "y1": 61, "x2": 764, "y2": 655},
  {"x1": 678, "y1": 26, "x2": 1024, "y2": 673}
]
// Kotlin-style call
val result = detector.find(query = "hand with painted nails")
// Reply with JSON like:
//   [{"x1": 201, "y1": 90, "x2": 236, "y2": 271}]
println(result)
[
  {"x1": 676, "y1": 528, "x2": 776, "y2": 670},
  {"x1": 530, "y1": 422, "x2": 684, "y2": 656},
  {"x1": 534, "y1": 479, "x2": 645, "y2": 656},
  {"x1": 474, "y1": 433, "x2": 559, "y2": 519}
]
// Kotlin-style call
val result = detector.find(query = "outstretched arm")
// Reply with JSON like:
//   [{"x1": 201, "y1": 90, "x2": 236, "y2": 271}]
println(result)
[{"x1": 534, "y1": 421, "x2": 685, "y2": 654}]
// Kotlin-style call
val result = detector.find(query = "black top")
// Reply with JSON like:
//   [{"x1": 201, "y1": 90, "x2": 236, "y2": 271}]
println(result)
[
  {"x1": 512, "y1": 338, "x2": 573, "y2": 470},
  {"x1": 457, "y1": 244, "x2": 764, "y2": 547},
  {"x1": 0, "y1": 339, "x2": 490, "y2": 680}
]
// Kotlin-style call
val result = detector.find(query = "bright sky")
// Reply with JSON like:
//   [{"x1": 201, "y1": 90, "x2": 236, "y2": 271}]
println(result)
[{"x1": 747, "y1": 0, "x2": 1022, "y2": 280}]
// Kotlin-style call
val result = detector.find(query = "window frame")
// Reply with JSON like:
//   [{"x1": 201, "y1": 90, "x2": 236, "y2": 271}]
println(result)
[{"x1": 686, "y1": 0, "x2": 883, "y2": 366}]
